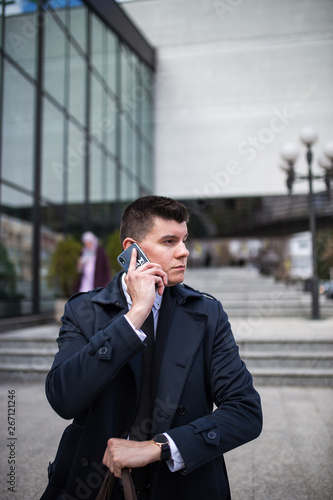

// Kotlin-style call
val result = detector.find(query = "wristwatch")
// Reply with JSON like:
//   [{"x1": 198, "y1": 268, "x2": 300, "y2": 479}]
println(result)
[{"x1": 152, "y1": 434, "x2": 171, "y2": 461}]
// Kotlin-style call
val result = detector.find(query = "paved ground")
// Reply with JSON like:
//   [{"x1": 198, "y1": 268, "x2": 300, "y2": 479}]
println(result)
[{"x1": 0, "y1": 318, "x2": 332, "y2": 499}]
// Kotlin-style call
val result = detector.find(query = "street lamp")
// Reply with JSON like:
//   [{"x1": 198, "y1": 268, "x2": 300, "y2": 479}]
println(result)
[{"x1": 280, "y1": 126, "x2": 333, "y2": 320}]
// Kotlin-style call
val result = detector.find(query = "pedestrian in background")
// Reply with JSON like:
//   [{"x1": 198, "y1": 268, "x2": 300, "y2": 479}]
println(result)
[{"x1": 76, "y1": 231, "x2": 111, "y2": 292}]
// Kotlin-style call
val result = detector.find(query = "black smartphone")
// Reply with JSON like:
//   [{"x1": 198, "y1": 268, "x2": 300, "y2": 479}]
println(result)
[{"x1": 117, "y1": 243, "x2": 150, "y2": 273}]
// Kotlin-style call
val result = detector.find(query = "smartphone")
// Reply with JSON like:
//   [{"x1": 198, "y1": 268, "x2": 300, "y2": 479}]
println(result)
[{"x1": 117, "y1": 243, "x2": 150, "y2": 273}]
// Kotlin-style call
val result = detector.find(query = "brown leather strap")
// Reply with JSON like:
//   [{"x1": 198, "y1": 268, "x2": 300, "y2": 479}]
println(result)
[
  {"x1": 96, "y1": 468, "x2": 137, "y2": 500},
  {"x1": 95, "y1": 469, "x2": 115, "y2": 500},
  {"x1": 122, "y1": 468, "x2": 138, "y2": 500}
]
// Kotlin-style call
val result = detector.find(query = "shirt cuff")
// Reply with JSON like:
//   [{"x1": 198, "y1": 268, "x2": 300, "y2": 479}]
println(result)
[
  {"x1": 164, "y1": 433, "x2": 185, "y2": 472},
  {"x1": 124, "y1": 314, "x2": 146, "y2": 342}
]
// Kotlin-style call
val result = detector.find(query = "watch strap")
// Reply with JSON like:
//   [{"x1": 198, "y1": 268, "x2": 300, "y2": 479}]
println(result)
[{"x1": 153, "y1": 434, "x2": 171, "y2": 461}]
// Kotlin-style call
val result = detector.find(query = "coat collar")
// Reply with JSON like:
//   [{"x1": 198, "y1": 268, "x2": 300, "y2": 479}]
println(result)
[{"x1": 90, "y1": 271, "x2": 202, "y2": 308}]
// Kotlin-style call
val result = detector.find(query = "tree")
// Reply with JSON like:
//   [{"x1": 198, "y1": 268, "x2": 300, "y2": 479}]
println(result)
[
  {"x1": 47, "y1": 236, "x2": 82, "y2": 297},
  {"x1": 106, "y1": 230, "x2": 123, "y2": 276}
]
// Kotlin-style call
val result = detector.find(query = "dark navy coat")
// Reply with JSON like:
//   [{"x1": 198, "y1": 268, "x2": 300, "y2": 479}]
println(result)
[{"x1": 41, "y1": 272, "x2": 262, "y2": 500}]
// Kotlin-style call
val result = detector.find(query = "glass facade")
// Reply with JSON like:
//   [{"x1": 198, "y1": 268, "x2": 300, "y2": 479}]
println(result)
[{"x1": 0, "y1": 0, "x2": 155, "y2": 318}]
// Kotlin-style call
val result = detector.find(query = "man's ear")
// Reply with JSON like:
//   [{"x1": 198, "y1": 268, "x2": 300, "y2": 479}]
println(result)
[{"x1": 123, "y1": 238, "x2": 136, "y2": 250}]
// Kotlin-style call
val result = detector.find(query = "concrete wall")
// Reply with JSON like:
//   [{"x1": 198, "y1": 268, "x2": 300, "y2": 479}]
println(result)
[{"x1": 121, "y1": 0, "x2": 333, "y2": 199}]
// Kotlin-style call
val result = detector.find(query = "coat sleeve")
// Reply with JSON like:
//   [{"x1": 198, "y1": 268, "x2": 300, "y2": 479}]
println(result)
[
  {"x1": 45, "y1": 297, "x2": 143, "y2": 420},
  {"x1": 167, "y1": 300, "x2": 263, "y2": 474}
]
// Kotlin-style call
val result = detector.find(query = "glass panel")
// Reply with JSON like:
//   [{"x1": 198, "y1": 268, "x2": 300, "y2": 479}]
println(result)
[
  {"x1": 107, "y1": 30, "x2": 117, "y2": 98},
  {"x1": 91, "y1": 12, "x2": 104, "y2": 75},
  {"x1": 120, "y1": 166, "x2": 136, "y2": 201},
  {"x1": 90, "y1": 142, "x2": 102, "y2": 203},
  {"x1": 42, "y1": 98, "x2": 64, "y2": 203},
  {"x1": 69, "y1": 4, "x2": 86, "y2": 48},
  {"x1": 141, "y1": 142, "x2": 153, "y2": 193},
  {"x1": 105, "y1": 156, "x2": 117, "y2": 202},
  {"x1": 67, "y1": 122, "x2": 85, "y2": 203},
  {"x1": 69, "y1": 7, "x2": 86, "y2": 125},
  {"x1": 44, "y1": 9, "x2": 66, "y2": 106},
  {"x1": 89, "y1": 151, "x2": 117, "y2": 204},
  {"x1": 2, "y1": 60, "x2": 34, "y2": 191},
  {"x1": 131, "y1": 53, "x2": 142, "y2": 128},
  {"x1": 101, "y1": 97, "x2": 117, "y2": 157},
  {"x1": 141, "y1": 63, "x2": 154, "y2": 143},
  {"x1": 40, "y1": 223, "x2": 60, "y2": 313},
  {"x1": 0, "y1": 4, "x2": 3, "y2": 49},
  {"x1": 121, "y1": 114, "x2": 134, "y2": 176},
  {"x1": 90, "y1": 13, "x2": 118, "y2": 160},
  {"x1": 4, "y1": 12, "x2": 36, "y2": 79},
  {"x1": 91, "y1": 71, "x2": 103, "y2": 141},
  {"x1": 0, "y1": 184, "x2": 34, "y2": 317},
  {"x1": 121, "y1": 43, "x2": 135, "y2": 115}
]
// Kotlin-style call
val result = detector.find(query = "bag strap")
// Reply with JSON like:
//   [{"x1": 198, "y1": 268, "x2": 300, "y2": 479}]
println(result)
[
  {"x1": 122, "y1": 468, "x2": 138, "y2": 500},
  {"x1": 96, "y1": 468, "x2": 137, "y2": 500},
  {"x1": 96, "y1": 469, "x2": 115, "y2": 500}
]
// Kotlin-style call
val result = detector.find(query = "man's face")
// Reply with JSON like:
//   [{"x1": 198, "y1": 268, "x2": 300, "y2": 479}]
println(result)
[{"x1": 139, "y1": 217, "x2": 189, "y2": 286}]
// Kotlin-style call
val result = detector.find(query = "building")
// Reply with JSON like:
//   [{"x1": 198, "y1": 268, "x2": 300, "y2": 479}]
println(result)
[
  {"x1": 0, "y1": 0, "x2": 155, "y2": 317},
  {"x1": 0, "y1": 0, "x2": 332, "y2": 319}
]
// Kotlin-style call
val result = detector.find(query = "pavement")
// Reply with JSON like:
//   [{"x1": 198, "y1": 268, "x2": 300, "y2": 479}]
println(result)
[{"x1": 0, "y1": 318, "x2": 332, "y2": 499}]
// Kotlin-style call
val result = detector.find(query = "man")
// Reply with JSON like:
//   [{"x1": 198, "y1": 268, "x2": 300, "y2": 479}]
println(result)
[{"x1": 41, "y1": 196, "x2": 262, "y2": 500}]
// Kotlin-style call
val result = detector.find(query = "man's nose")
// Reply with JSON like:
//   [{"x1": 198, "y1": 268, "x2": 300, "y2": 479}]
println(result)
[{"x1": 176, "y1": 241, "x2": 189, "y2": 258}]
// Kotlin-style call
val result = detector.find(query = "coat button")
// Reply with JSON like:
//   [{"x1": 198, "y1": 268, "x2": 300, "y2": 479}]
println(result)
[
  {"x1": 80, "y1": 457, "x2": 89, "y2": 467},
  {"x1": 98, "y1": 346, "x2": 108, "y2": 355},
  {"x1": 207, "y1": 431, "x2": 217, "y2": 440},
  {"x1": 177, "y1": 405, "x2": 186, "y2": 416}
]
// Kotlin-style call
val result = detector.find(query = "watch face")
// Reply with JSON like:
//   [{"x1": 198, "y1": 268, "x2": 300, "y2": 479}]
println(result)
[
  {"x1": 153, "y1": 434, "x2": 171, "y2": 461},
  {"x1": 154, "y1": 434, "x2": 168, "y2": 444}
]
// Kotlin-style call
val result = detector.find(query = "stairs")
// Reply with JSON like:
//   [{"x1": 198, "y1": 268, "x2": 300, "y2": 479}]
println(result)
[
  {"x1": 184, "y1": 267, "x2": 333, "y2": 319},
  {"x1": 0, "y1": 325, "x2": 58, "y2": 381},
  {"x1": 238, "y1": 338, "x2": 333, "y2": 387},
  {"x1": 0, "y1": 267, "x2": 332, "y2": 385}
]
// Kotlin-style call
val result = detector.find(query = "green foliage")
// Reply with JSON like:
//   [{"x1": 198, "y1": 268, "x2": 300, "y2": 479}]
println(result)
[
  {"x1": 0, "y1": 244, "x2": 17, "y2": 298},
  {"x1": 47, "y1": 236, "x2": 82, "y2": 297},
  {"x1": 317, "y1": 229, "x2": 333, "y2": 280},
  {"x1": 106, "y1": 230, "x2": 123, "y2": 276}
]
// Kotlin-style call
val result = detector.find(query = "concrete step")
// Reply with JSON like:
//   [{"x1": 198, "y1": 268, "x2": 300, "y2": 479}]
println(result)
[
  {"x1": 238, "y1": 340, "x2": 333, "y2": 352},
  {"x1": 0, "y1": 347, "x2": 56, "y2": 367},
  {"x1": 251, "y1": 368, "x2": 333, "y2": 387},
  {"x1": 237, "y1": 337, "x2": 333, "y2": 386},
  {"x1": 224, "y1": 307, "x2": 333, "y2": 319},
  {"x1": 185, "y1": 267, "x2": 333, "y2": 317},
  {"x1": 0, "y1": 325, "x2": 58, "y2": 380},
  {"x1": 242, "y1": 351, "x2": 333, "y2": 369},
  {"x1": 0, "y1": 336, "x2": 56, "y2": 349}
]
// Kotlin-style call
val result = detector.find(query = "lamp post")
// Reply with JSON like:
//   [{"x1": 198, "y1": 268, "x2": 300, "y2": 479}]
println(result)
[{"x1": 280, "y1": 127, "x2": 333, "y2": 320}]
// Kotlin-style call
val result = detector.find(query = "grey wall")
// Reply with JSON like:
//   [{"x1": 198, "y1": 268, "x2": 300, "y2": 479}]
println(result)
[{"x1": 121, "y1": 0, "x2": 333, "y2": 199}]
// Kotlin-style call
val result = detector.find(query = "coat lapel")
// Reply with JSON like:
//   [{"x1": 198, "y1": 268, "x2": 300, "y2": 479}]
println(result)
[
  {"x1": 153, "y1": 298, "x2": 207, "y2": 432},
  {"x1": 152, "y1": 288, "x2": 175, "y2": 400}
]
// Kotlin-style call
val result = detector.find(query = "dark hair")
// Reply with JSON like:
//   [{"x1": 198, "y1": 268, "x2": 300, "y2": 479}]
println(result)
[{"x1": 120, "y1": 196, "x2": 189, "y2": 246}]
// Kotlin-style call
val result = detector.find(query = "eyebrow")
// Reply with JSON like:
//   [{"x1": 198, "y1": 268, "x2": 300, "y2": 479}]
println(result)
[{"x1": 160, "y1": 233, "x2": 189, "y2": 240}]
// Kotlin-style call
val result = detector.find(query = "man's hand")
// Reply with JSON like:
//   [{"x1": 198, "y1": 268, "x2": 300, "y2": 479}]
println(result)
[
  {"x1": 102, "y1": 438, "x2": 161, "y2": 478},
  {"x1": 125, "y1": 247, "x2": 167, "y2": 329}
]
